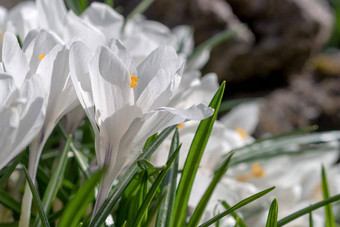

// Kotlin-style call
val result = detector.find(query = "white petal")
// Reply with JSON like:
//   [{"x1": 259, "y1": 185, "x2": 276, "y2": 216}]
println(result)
[
  {"x1": 36, "y1": 0, "x2": 67, "y2": 34},
  {"x1": 81, "y1": 2, "x2": 123, "y2": 40},
  {"x1": 2, "y1": 32, "x2": 30, "y2": 87}
]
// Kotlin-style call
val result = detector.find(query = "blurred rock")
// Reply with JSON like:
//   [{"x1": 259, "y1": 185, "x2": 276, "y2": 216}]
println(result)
[{"x1": 255, "y1": 72, "x2": 340, "y2": 137}]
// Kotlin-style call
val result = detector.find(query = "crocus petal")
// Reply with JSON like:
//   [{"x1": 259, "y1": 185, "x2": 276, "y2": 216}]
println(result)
[
  {"x1": 36, "y1": 0, "x2": 67, "y2": 34},
  {"x1": 89, "y1": 45, "x2": 133, "y2": 123},
  {"x1": 221, "y1": 101, "x2": 260, "y2": 134},
  {"x1": 2, "y1": 32, "x2": 30, "y2": 87},
  {"x1": 81, "y1": 2, "x2": 123, "y2": 40},
  {"x1": 0, "y1": 73, "x2": 15, "y2": 103},
  {"x1": 135, "y1": 46, "x2": 184, "y2": 99}
]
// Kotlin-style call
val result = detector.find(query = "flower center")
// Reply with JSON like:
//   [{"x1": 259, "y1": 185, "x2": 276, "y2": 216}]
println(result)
[
  {"x1": 39, "y1": 54, "x2": 46, "y2": 61},
  {"x1": 235, "y1": 126, "x2": 248, "y2": 139},
  {"x1": 177, "y1": 124, "x2": 184, "y2": 129},
  {"x1": 237, "y1": 163, "x2": 265, "y2": 182},
  {"x1": 130, "y1": 73, "x2": 138, "y2": 88}
]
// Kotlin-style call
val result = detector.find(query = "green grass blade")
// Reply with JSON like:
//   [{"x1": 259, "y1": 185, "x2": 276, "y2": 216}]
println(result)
[
  {"x1": 64, "y1": 0, "x2": 82, "y2": 15},
  {"x1": 219, "y1": 98, "x2": 258, "y2": 113},
  {"x1": 0, "y1": 189, "x2": 21, "y2": 214},
  {"x1": 187, "y1": 30, "x2": 236, "y2": 62},
  {"x1": 89, "y1": 126, "x2": 176, "y2": 226},
  {"x1": 277, "y1": 194, "x2": 340, "y2": 226},
  {"x1": 265, "y1": 199, "x2": 278, "y2": 227},
  {"x1": 104, "y1": 0, "x2": 114, "y2": 7},
  {"x1": 187, "y1": 152, "x2": 233, "y2": 227},
  {"x1": 199, "y1": 186, "x2": 275, "y2": 227},
  {"x1": 0, "y1": 152, "x2": 25, "y2": 187},
  {"x1": 34, "y1": 135, "x2": 72, "y2": 226},
  {"x1": 309, "y1": 212, "x2": 313, "y2": 227},
  {"x1": 221, "y1": 201, "x2": 246, "y2": 227},
  {"x1": 121, "y1": 0, "x2": 155, "y2": 32},
  {"x1": 22, "y1": 167, "x2": 50, "y2": 227},
  {"x1": 321, "y1": 166, "x2": 336, "y2": 227},
  {"x1": 155, "y1": 129, "x2": 179, "y2": 227},
  {"x1": 59, "y1": 169, "x2": 104, "y2": 227},
  {"x1": 172, "y1": 82, "x2": 226, "y2": 226},
  {"x1": 132, "y1": 144, "x2": 181, "y2": 227}
]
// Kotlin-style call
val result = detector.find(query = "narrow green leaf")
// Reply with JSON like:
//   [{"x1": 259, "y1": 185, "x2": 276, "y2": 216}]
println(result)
[
  {"x1": 0, "y1": 152, "x2": 25, "y2": 187},
  {"x1": 0, "y1": 222, "x2": 19, "y2": 227},
  {"x1": 59, "y1": 169, "x2": 105, "y2": 227},
  {"x1": 34, "y1": 135, "x2": 72, "y2": 226},
  {"x1": 89, "y1": 126, "x2": 176, "y2": 226},
  {"x1": 0, "y1": 189, "x2": 21, "y2": 214},
  {"x1": 132, "y1": 144, "x2": 181, "y2": 227},
  {"x1": 321, "y1": 166, "x2": 335, "y2": 227},
  {"x1": 309, "y1": 212, "x2": 313, "y2": 227},
  {"x1": 172, "y1": 82, "x2": 226, "y2": 226},
  {"x1": 187, "y1": 152, "x2": 234, "y2": 227},
  {"x1": 188, "y1": 30, "x2": 236, "y2": 62},
  {"x1": 277, "y1": 194, "x2": 340, "y2": 226},
  {"x1": 221, "y1": 201, "x2": 246, "y2": 227},
  {"x1": 121, "y1": 0, "x2": 155, "y2": 32},
  {"x1": 199, "y1": 186, "x2": 275, "y2": 227},
  {"x1": 156, "y1": 129, "x2": 179, "y2": 227},
  {"x1": 22, "y1": 167, "x2": 50, "y2": 227},
  {"x1": 219, "y1": 98, "x2": 257, "y2": 113},
  {"x1": 265, "y1": 199, "x2": 278, "y2": 227},
  {"x1": 79, "y1": 0, "x2": 88, "y2": 11},
  {"x1": 64, "y1": 0, "x2": 82, "y2": 15},
  {"x1": 104, "y1": 0, "x2": 114, "y2": 7},
  {"x1": 138, "y1": 171, "x2": 149, "y2": 226}
]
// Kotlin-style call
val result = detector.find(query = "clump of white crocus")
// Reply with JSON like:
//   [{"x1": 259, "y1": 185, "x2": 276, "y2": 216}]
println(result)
[
  {"x1": 69, "y1": 39, "x2": 214, "y2": 214},
  {"x1": 0, "y1": 30, "x2": 79, "y2": 227}
]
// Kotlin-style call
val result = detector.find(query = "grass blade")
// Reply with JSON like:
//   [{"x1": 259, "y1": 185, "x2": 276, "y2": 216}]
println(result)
[
  {"x1": 0, "y1": 189, "x2": 21, "y2": 214},
  {"x1": 309, "y1": 212, "x2": 313, "y2": 227},
  {"x1": 172, "y1": 82, "x2": 226, "y2": 226},
  {"x1": 90, "y1": 126, "x2": 176, "y2": 226},
  {"x1": 132, "y1": 144, "x2": 181, "y2": 227},
  {"x1": 221, "y1": 201, "x2": 246, "y2": 227},
  {"x1": 22, "y1": 167, "x2": 50, "y2": 227},
  {"x1": 199, "y1": 186, "x2": 275, "y2": 227},
  {"x1": 0, "y1": 152, "x2": 25, "y2": 187},
  {"x1": 321, "y1": 166, "x2": 336, "y2": 227},
  {"x1": 265, "y1": 199, "x2": 278, "y2": 227},
  {"x1": 155, "y1": 129, "x2": 179, "y2": 227},
  {"x1": 59, "y1": 169, "x2": 104, "y2": 227},
  {"x1": 187, "y1": 152, "x2": 233, "y2": 227},
  {"x1": 277, "y1": 194, "x2": 340, "y2": 226}
]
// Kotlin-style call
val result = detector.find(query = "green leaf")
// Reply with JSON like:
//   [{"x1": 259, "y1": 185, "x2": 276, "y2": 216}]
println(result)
[
  {"x1": 22, "y1": 167, "x2": 50, "y2": 227},
  {"x1": 172, "y1": 82, "x2": 226, "y2": 226},
  {"x1": 89, "y1": 126, "x2": 176, "y2": 226},
  {"x1": 221, "y1": 201, "x2": 246, "y2": 227},
  {"x1": 156, "y1": 129, "x2": 179, "y2": 227},
  {"x1": 219, "y1": 98, "x2": 257, "y2": 113},
  {"x1": 0, "y1": 152, "x2": 25, "y2": 187},
  {"x1": 59, "y1": 169, "x2": 105, "y2": 227},
  {"x1": 309, "y1": 212, "x2": 313, "y2": 227},
  {"x1": 132, "y1": 144, "x2": 181, "y2": 227},
  {"x1": 321, "y1": 166, "x2": 335, "y2": 227},
  {"x1": 121, "y1": 0, "x2": 155, "y2": 32},
  {"x1": 0, "y1": 189, "x2": 21, "y2": 214},
  {"x1": 265, "y1": 199, "x2": 278, "y2": 227},
  {"x1": 277, "y1": 194, "x2": 340, "y2": 226},
  {"x1": 187, "y1": 152, "x2": 233, "y2": 227},
  {"x1": 104, "y1": 0, "x2": 114, "y2": 7},
  {"x1": 187, "y1": 30, "x2": 236, "y2": 63},
  {"x1": 199, "y1": 186, "x2": 275, "y2": 227},
  {"x1": 34, "y1": 135, "x2": 72, "y2": 226}
]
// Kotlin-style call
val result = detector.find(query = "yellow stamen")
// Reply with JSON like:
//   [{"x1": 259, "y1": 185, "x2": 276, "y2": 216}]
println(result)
[
  {"x1": 237, "y1": 163, "x2": 265, "y2": 182},
  {"x1": 39, "y1": 55, "x2": 46, "y2": 61},
  {"x1": 177, "y1": 124, "x2": 184, "y2": 129},
  {"x1": 130, "y1": 73, "x2": 138, "y2": 88},
  {"x1": 235, "y1": 126, "x2": 248, "y2": 139}
]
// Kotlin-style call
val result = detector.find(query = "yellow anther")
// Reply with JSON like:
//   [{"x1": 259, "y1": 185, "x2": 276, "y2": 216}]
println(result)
[
  {"x1": 177, "y1": 124, "x2": 184, "y2": 129},
  {"x1": 235, "y1": 126, "x2": 248, "y2": 139},
  {"x1": 237, "y1": 163, "x2": 265, "y2": 182},
  {"x1": 39, "y1": 55, "x2": 46, "y2": 61},
  {"x1": 130, "y1": 73, "x2": 138, "y2": 88}
]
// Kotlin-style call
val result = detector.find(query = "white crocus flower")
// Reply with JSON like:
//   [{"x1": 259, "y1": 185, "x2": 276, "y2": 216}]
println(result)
[
  {"x1": 69, "y1": 39, "x2": 214, "y2": 213},
  {"x1": 0, "y1": 58, "x2": 47, "y2": 172},
  {"x1": 0, "y1": 30, "x2": 78, "y2": 227}
]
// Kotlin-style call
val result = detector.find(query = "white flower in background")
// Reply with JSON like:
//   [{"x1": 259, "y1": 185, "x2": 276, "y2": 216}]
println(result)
[
  {"x1": 69, "y1": 39, "x2": 214, "y2": 213},
  {"x1": 0, "y1": 52, "x2": 47, "y2": 171},
  {"x1": 0, "y1": 30, "x2": 78, "y2": 227},
  {"x1": 228, "y1": 148, "x2": 340, "y2": 227}
]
